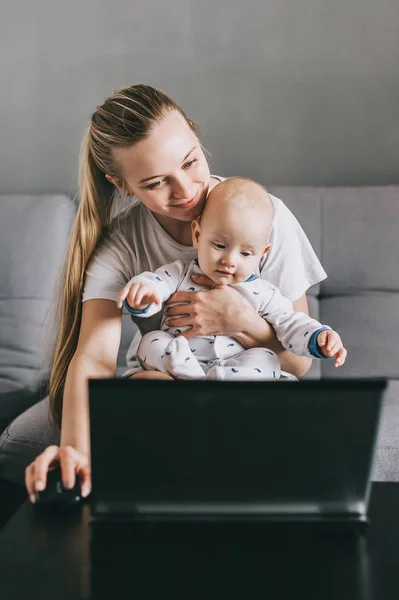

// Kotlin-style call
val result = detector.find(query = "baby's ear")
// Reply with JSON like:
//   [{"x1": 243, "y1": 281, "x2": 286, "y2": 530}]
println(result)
[
  {"x1": 262, "y1": 243, "x2": 272, "y2": 256},
  {"x1": 191, "y1": 218, "x2": 201, "y2": 248}
]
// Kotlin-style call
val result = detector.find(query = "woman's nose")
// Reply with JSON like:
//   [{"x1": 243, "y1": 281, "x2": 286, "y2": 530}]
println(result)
[{"x1": 171, "y1": 175, "x2": 194, "y2": 199}]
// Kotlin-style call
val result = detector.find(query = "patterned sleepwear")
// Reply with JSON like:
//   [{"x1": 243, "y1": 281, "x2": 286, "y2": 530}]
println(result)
[{"x1": 124, "y1": 259, "x2": 330, "y2": 381}]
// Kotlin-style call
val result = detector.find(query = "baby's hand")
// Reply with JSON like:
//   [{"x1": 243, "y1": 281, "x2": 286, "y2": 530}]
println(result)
[
  {"x1": 117, "y1": 282, "x2": 160, "y2": 310},
  {"x1": 317, "y1": 329, "x2": 347, "y2": 367}
]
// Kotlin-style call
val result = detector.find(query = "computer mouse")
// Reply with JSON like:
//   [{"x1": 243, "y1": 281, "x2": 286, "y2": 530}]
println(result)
[{"x1": 35, "y1": 465, "x2": 83, "y2": 506}]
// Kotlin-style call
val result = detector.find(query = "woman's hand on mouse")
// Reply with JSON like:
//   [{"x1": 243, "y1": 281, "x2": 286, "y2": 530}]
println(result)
[
  {"x1": 165, "y1": 273, "x2": 252, "y2": 339},
  {"x1": 25, "y1": 445, "x2": 91, "y2": 503}
]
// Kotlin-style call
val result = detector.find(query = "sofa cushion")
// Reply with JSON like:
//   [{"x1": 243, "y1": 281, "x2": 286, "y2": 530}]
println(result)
[
  {"x1": 372, "y1": 380, "x2": 399, "y2": 481},
  {"x1": 320, "y1": 186, "x2": 399, "y2": 295},
  {"x1": 0, "y1": 194, "x2": 75, "y2": 424},
  {"x1": 320, "y1": 294, "x2": 399, "y2": 379}
]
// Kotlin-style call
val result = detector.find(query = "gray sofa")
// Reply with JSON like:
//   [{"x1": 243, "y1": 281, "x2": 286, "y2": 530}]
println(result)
[{"x1": 0, "y1": 187, "x2": 398, "y2": 485}]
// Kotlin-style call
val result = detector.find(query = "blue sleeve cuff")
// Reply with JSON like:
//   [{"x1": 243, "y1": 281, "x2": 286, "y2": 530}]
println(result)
[
  {"x1": 123, "y1": 298, "x2": 152, "y2": 315},
  {"x1": 308, "y1": 327, "x2": 334, "y2": 359}
]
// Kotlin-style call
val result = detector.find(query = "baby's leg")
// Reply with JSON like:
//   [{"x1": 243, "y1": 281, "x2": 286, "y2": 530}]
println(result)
[
  {"x1": 163, "y1": 337, "x2": 206, "y2": 379},
  {"x1": 137, "y1": 331, "x2": 175, "y2": 374},
  {"x1": 207, "y1": 348, "x2": 281, "y2": 381}
]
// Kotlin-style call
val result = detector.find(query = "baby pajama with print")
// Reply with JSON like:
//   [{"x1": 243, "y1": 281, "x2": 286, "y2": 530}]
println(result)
[{"x1": 124, "y1": 259, "x2": 330, "y2": 381}]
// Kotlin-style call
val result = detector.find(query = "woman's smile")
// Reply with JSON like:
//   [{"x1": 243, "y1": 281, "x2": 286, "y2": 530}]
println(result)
[{"x1": 170, "y1": 194, "x2": 199, "y2": 209}]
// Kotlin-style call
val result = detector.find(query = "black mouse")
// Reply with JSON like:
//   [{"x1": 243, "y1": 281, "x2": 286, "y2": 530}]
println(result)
[{"x1": 35, "y1": 465, "x2": 83, "y2": 507}]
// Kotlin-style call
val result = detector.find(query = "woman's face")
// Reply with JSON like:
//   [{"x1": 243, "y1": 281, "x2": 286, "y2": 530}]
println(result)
[{"x1": 112, "y1": 111, "x2": 211, "y2": 222}]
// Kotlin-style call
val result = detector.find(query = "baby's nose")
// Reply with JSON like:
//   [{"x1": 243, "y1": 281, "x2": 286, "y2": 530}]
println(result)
[{"x1": 222, "y1": 255, "x2": 235, "y2": 267}]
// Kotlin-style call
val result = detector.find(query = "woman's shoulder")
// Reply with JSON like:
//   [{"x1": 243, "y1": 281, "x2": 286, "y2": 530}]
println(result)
[
  {"x1": 90, "y1": 201, "x2": 141, "y2": 266},
  {"x1": 108, "y1": 199, "x2": 142, "y2": 240},
  {"x1": 211, "y1": 174, "x2": 225, "y2": 183},
  {"x1": 268, "y1": 192, "x2": 295, "y2": 221},
  {"x1": 111, "y1": 196, "x2": 141, "y2": 223}
]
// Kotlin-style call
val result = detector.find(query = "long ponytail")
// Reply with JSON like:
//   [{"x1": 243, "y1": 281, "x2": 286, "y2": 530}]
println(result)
[
  {"x1": 48, "y1": 131, "x2": 115, "y2": 426},
  {"x1": 48, "y1": 84, "x2": 199, "y2": 426}
]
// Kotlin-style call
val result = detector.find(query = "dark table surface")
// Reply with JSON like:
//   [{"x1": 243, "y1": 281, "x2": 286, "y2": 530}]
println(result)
[{"x1": 1, "y1": 483, "x2": 399, "y2": 600}]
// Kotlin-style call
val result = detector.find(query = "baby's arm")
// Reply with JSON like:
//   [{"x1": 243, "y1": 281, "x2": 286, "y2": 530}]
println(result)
[
  {"x1": 259, "y1": 285, "x2": 347, "y2": 365},
  {"x1": 117, "y1": 260, "x2": 186, "y2": 318}
]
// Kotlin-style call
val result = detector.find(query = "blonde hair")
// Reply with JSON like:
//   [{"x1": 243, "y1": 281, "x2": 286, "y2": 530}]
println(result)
[{"x1": 49, "y1": 84, "x2": 199, "y2": 426}]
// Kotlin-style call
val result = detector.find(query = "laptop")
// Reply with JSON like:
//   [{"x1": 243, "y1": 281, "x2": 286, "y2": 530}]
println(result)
[
  {"x1": 88, "y1": 378, "x2": 386, "y2": 529},
  {"x1": 88, "y1": 378, "x2": 385, "y2": 599}
]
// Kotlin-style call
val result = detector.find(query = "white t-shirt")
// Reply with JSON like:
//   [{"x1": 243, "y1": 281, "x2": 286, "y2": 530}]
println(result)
[{"x1": 82, "y1": 176, "x2": 327, "y2": 372}]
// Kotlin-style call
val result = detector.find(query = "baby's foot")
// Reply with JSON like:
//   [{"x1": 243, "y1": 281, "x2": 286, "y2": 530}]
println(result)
[{"x1": 163, "y1": 337, "x2": 206, "y2": 379}]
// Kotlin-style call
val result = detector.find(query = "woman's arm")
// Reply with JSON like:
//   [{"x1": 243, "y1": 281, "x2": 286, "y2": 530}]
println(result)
[
  {"x1": 25, "y1": 299, "x2": 122, "y2": 500},
  {"x1": 60, "y1": 299, "x2": 122, "y2": 454}
]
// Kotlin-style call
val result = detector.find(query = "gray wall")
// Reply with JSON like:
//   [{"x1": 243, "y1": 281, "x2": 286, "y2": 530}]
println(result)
[{"x1": 1, "y1": 0, "x2": 398, "y2": 194}]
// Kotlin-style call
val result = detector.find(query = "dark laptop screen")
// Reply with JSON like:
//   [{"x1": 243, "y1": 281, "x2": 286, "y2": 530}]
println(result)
[{"x1": 89, "y1": 379, "x2": 385, "y2": 513}]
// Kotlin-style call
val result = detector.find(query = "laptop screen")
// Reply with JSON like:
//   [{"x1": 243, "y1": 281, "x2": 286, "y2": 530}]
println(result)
[{"x1": 89, "y1": 379, "x2": 385, "y2": 517}]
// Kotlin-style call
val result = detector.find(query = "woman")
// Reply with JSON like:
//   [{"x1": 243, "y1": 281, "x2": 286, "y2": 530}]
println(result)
[{"x1": 25, "y1": 84, "x2": 326, "y2": 501}]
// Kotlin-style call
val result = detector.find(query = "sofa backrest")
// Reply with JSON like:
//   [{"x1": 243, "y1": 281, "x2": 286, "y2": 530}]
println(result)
[
  {"x1": 0, "y1": 195, "x2": 76, "y2": 394},
  {"x1": 2, "y1": 188, "x2": 397, "y2": 386},
  {"x1": 270, "y1": 186, "x2": 399, "y2": 381}
]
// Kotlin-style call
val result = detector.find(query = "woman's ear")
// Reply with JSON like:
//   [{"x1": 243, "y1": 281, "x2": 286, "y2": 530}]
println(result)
[
  {"x1": 191, "y1": 218, "x2": 201, "y2": 248},
  {"x1": 105, "y1": 174, "x2": 121, "y2": 190},
  {"x1": 262, "y1": 243, "x2": 272, "y2": 256},
  {"x1": 105, "y1": 174, "x2": 132, "y2": 196}
]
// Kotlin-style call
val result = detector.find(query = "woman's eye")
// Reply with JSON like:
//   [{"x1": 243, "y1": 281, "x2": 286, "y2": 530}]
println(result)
[
  {"x1": 146, "y1": 180, "x2": 161, "y2": 190},
  {"x1": 183, "y1": 158, "x2": 198, "y2": 169}
]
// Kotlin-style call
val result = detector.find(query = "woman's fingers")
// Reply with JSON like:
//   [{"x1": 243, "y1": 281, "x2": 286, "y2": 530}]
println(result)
[
  {"x1": 25, "y1": 463, "x2": 37, "y2": 501},
  {"x1": 179, "y1": 326, "x2": 199, "y2": 340},
  {"x1": 190, "y1": 274, "x2": 214, "y2": 287},
  {"x1": 58, "y1": 446, "x2": 80, "y2": 489},
  {"x1": 165, "y1": 314, "x2": 191, "y2": 328},
  {"x1": 32, "y1": 445, "x2": 60, "y2": 491},
  {"x1": 168, "y1": 286, "x2": 241, "y2": 338},
  {"x1": 58, "y1": 446, "x2": 91, "y2": 496},
  {"x1": 78, "y1": 463, "x2": 92, "y2": 498},
  {"x1": 166, "y1": 291, "x2": 193, "y2": 306},
  {"x1": 25, "y1": 445, "x2": 92, "y2": 502},
  {"x1": 25, "y1": 445, "x2": 60, "y2": 501}
]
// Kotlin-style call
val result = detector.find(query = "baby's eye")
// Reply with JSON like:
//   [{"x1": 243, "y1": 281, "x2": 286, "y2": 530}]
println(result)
[
  {"x1": 241, "y1": 251, "x2": 252, "y2": 257},
  {"x1": 146, "y1": 180, "x2": 162, "y2": 190},
  {"x1": 213, "y1": 243, "x2": 225, "y2": 249}
]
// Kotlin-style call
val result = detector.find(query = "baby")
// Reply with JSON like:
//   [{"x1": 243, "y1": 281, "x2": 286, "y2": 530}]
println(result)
[{"x1": 117, "y1": 177, "x2": 347, "y2": 380}]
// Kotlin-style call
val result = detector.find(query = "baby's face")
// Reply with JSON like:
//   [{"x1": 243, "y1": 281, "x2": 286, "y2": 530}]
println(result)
[{"x1": 192, "y1": 202, "x2": 270, "y2": 285}]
